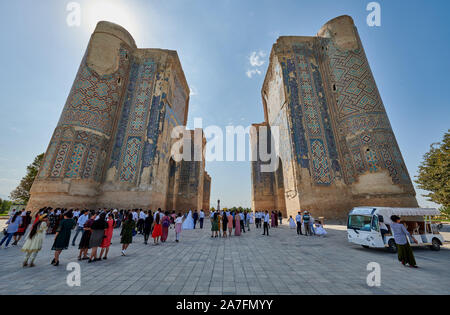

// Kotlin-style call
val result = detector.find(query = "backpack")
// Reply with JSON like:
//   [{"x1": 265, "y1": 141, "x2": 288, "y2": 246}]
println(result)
[
  {"x1": 162, "y1": 217, "x2": 170, "y2": 228},
  {"x1": 303, "y1": 215, "x2": 310, "y2": 223}
]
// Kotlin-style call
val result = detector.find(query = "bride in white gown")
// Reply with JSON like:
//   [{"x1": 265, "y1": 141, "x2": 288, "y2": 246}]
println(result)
[{"x1": 182, "y1": 210, "x2": 194, "y2": 230}]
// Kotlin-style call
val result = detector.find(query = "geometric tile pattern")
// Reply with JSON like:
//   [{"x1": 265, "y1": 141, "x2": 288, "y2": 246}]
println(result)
[
  {"x1": 141, "y1": 94, "x2": 164, "y2": 176},
  {"x1": 325, "y1": 43, "x2": 382, "y2": 120},
  {"x1": 282, "y1": 58, "x2": 310, "y2": 171},
  {"x1": 51, "y1": 142, "x2": 71, "y2": 178},
  {"x1": 279, "y1": 42, "x2": 337, "y2": 185},
  {"x1": 365, "y1": 149, "x2": 378, "y2": 173},
  {"x1": 82, "y1": 146, "x2": 98, "y2": 179},
  {"x1": 58, "y1": 48, "x2": 130, "y2": 137},
  {"x1": 110, "y1": 61, "x2": 140, "y2": 170},
  {"x1": 38, "y1": 126, "x2": 107, "y2": 182},
  {"x1": 65, "y1": 142, "x2": 86, "y2": 178},
  {"x1": 310, "y1": 139, "x2": 332, "y2": 184},
  {"x1": 116, "y1": 58, "x2": 156, "y2": 183},
  {"x1": 128, "y1": 61, "x2": 156, "y2": 135},
  {"x1": 120, "y1": 136, "x2": 142, "y2": 182},
  {"x1": 37, "y1": 46, "x2": 132, "y2": 183},
  {"x1": 321, "y1": 38, "x2": 413, "y2": 187}
]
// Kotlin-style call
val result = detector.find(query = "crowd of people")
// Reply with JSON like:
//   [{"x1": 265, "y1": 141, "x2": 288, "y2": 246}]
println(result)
[
  {"x1": 1, "y1": 207, "x2": 200, "y2": 267},
  {"x1": 1, "y1": 207, "x2": 330, "y2": 268},
  {"x1": 209, "y1": 209, "x2": 254, "y2": 237},
  {"x1": 287, "y1": 211, "x2": 328, "y2": 237}
]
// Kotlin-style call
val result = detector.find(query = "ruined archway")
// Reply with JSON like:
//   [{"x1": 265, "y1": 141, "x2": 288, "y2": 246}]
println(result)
[
  {"x1": 165, "y1": 157, "x2": 177, "y2": 210},
  {"x1": 274, "y1": 158, "x2": 287, "y2": 217}
]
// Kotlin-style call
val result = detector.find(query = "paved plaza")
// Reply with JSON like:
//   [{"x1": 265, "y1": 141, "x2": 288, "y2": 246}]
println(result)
[{"x1": 0, "y1": 219, "x2": 449, "y2": 295}]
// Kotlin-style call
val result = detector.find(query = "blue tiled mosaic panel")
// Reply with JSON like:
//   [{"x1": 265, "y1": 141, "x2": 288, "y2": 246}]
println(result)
[
  {"x1": 280, "y1": 42, "x2": 340, "y2": 185},
  {"x1": 120, "y1": 136, "x2": 143, "y2": 182},
  {"x1": 65, "y1": 142, "x2": 86, "y2": 178},
  {"x1": 51, "y1": 142, "x2": 71, "y2": 178}
]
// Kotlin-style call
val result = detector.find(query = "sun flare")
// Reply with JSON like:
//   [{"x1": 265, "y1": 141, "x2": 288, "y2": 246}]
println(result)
[{"x1": 83, "y1": 0, "x2": 140, "y2": 41}]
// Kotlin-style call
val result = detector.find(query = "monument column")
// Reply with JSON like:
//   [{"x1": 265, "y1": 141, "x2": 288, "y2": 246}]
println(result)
[{"x1": 27, "y1": 22, "x2": 136, "y2": 212}]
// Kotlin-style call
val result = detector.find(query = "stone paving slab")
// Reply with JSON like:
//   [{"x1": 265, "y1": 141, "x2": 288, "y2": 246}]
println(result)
[{"x1": 0, "y1": 220, "x2": 449, "y2": 295}]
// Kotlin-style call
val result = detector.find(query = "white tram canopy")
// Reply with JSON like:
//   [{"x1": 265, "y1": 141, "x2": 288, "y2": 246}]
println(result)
[{"x1": 349, "y1": 207, "x2": 441, "y2": 224}]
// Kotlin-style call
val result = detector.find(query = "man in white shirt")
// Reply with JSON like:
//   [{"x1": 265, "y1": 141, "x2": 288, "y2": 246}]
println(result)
[
  {"x1": 154, "y1": 208, "x2": 161, "y2": 221},
  {"x1": 239, "y1": 211, "x2": 245, "y2": 233},
  {"x1": 379, "y1": 218, "x2": 389, "y2": 244},
  {"x1": 246, "y1": 211, "x2": 253, "y2": 231},
  {"x1": 132, "y1": 210, "x2": 138, "y2": 222},
  {"x1": 263, "y1": 210, "x2": 270, "y2": 236},
  {"x1": 138, "y1": 210, "x2": 146, "y2": 234},
  {"x1": 199, "y1": 210, "x2": 205, "y2": 229},
  {"x1": 72, "y1": 210, "x2": 89, "y2": 246},
  {"x1": 295, "y1": 211, "x2": 303, "y2": 235}
]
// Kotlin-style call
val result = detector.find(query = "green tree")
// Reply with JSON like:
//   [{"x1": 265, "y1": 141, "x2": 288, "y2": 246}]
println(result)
[
  {"x1": 439, "y1": 206, "x2": 450, "y2": 220},
  {"x1": 416, "y1": 130, "x2": 450, "y2": 210},
  {"x1": 10, "y1": 153, "x2": 44, "y2": 204},
  {"x1": 0, "y1": 199, "x2": 13, "y2": 214}
]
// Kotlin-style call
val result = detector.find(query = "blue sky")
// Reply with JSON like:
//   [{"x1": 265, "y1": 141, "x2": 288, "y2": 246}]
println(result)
[{"x1": 0, "y1": 0, "x2": 448, "y2": 208}]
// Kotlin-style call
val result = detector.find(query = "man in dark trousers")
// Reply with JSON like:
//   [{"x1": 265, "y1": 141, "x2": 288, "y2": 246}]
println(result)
[
  {"x1": 303, "y1": 211, "x2": 311, "y2": 236},
  {"x1": 263, "y1": 210, "x2": 270, "y2": 236},
  {"x1": 295, "y1": 211, "x2": 303, "y2": 235},
  {"x1": 193, "y1": 210, "x2": 199, "y2": 229},
  {"x1": 199, "y1": 210, "x2": 205, "y2": 229}
]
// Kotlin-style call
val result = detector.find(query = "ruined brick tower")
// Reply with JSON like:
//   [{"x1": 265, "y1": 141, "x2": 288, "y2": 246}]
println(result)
[
  {"x1": 252, "y1": 15, "x2": 418, "y2": 219},
  {"x1": 27, "y1": 21, "x2": 211, "y2": 212}
]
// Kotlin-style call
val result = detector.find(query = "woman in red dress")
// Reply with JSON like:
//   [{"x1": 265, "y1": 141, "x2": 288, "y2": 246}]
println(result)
[
  {"x1": 99, "y1": 213, "x2": 115, "y2": 260},
  {"x1": 152, "y1": 213, "x2": 162, "y2": 245}
]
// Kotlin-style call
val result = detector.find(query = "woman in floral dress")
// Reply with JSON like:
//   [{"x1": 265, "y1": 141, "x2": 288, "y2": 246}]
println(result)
[{"x1": 22, "y1": 214, "x2": 48, "y2": 267}]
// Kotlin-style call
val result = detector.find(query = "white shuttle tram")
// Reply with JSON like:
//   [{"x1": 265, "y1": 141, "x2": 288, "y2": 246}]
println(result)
[{"x1": 347, "y1": 207, "x2": 445, "y2": 253}]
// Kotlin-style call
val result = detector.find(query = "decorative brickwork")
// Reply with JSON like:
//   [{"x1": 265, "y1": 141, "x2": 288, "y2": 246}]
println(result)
[
  {"x1": 27, "y1": 21, "x2": 210, "y2": 213},
  {"x1": 253, "y1": 15, "x2": 418, "y2": 219}
]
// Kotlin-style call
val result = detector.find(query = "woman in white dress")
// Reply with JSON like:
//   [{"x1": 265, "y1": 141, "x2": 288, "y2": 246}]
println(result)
[
  {"x1": 314, "y1": 221, "x2": 327, "y2": 236},
  {"x1": 288, "y1": 216, "x2": 296, "y2": 229},
  {"x1": 22, "y1": 214, "x2": 48, "y2": 267},
  {"x1": 182, "y1": 210, "x2": 194, "y2": 230}
]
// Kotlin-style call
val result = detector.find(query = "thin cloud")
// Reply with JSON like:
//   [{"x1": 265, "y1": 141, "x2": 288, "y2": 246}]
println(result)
[
  {"x1": 246, "y1": 69, "x2": 262, "y2": 78},
  {"x1": 246, "y1": 50, "x2": 266, "y2": 78},
  {"x1": 249, "y1": 51, "x2": 266, "y2": 67}
]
